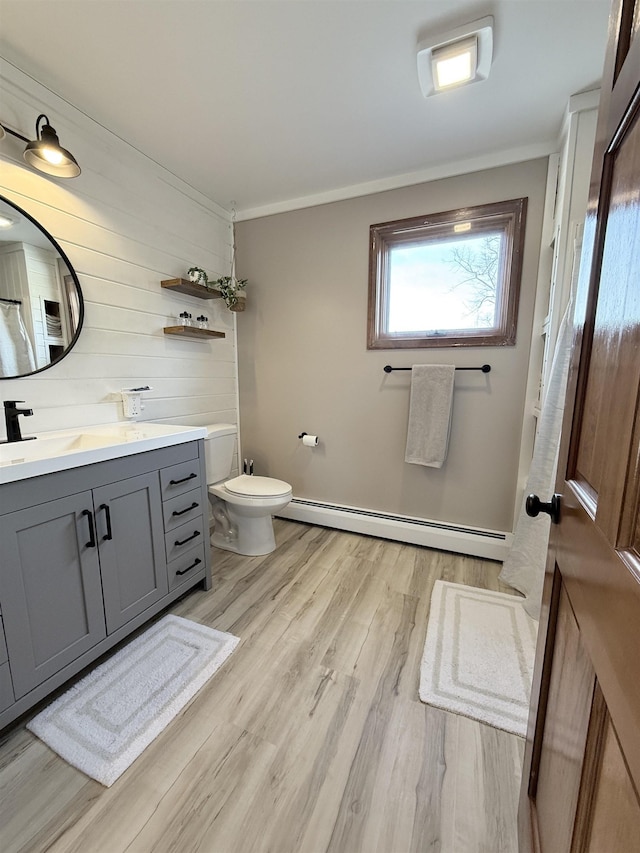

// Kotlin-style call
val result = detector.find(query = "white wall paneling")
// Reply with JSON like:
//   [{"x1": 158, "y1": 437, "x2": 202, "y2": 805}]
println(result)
[{"x1": 0, "y1": 58, "x2": 239, "y2": 452}]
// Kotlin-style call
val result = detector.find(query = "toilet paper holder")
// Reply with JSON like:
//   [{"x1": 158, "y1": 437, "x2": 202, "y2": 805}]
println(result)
[{"x1": 298, "y1": 432, "x2": 319, "y2": 446}]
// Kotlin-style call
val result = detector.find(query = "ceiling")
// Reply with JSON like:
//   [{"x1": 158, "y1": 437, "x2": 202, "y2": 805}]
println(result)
[{"x1": 0, "y1": 1, "x2": 610, "y2": 218}]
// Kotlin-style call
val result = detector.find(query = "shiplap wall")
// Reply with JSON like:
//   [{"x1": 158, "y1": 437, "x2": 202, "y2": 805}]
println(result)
[{"x1": 0, "y1": 59, "x2": 239, "y2": 452}]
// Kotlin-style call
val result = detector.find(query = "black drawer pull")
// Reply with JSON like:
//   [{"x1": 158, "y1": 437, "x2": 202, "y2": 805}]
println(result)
[
  {"x1": 172, "y1": 501, "x2": 199, "y2": 517},
  {"x1": 169, "y1": 472, "x2": 197, "y2": 486},
  {"x1": 176, "y1": 557, "x2": 202, "y2": 576},
  {"x1": 82, "y1": 509, "x2": 96, "y2": 548},
  {"x1": 174, "y1": 530, "x2": 200, "y2": 547},
  {"x1": 100, "y1": 503, "x2": 113, "y2": 541}
]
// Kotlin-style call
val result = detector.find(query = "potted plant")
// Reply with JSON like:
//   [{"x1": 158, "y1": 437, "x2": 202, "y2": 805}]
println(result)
[
  {"x1": 212, "y1": 276, "x2": 247, "y2": 311},
  {"x1": 187, "y1": 266, "x2": 208, "y2": 287}
]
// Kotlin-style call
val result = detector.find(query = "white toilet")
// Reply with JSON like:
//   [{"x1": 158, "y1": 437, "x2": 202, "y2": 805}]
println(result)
[{"x1": 204, "y1": 424, "x2": 292, "y2": 556}]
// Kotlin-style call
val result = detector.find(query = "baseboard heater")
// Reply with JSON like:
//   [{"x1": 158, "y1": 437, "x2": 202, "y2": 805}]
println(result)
[{"x1": 278, "y1": 497, "x2": 511, "y2": 562}]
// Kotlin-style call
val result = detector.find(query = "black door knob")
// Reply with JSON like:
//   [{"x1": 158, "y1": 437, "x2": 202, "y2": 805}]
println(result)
[{"x1": 526, "y1": 493, "x2": 561, "y2": 524}]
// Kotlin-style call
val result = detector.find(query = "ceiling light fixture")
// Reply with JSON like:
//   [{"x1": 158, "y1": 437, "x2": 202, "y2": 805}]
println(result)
[
  {"x1": 432, "y1": 36, "x2": 478, "y2": 90},
  {"x1": 417, "y1": 16, "x2": 493, "y2": 98},
  {"x1": 0, "y1": 113, "x2": 81, "y2": 178},
  {"x1": 0, "y1": 213, "x2": 17, "y2": 229}
]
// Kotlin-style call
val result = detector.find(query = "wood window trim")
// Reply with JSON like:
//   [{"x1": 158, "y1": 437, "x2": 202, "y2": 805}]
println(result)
[{"x1": 367, "y1": 197, "x2": 528, "y2": 349}]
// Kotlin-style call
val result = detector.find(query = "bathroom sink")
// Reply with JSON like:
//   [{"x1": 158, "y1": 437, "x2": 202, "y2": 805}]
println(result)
[
  {"x1": 0, "y1": 422, "x2": 207, "y2": 484},
  {"x1": 0, "y1": 432, "x2": 117, "y2": 463}
]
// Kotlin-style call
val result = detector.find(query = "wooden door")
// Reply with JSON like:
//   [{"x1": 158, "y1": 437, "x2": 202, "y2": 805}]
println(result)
[{"x1": 519, "y1": 1, "x2": 640, "y2": 850}]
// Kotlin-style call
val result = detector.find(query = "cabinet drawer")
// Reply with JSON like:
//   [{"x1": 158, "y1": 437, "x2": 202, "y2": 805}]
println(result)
[
  {"x1": 167, "y1": 543, "x2": 206, "y2": 592},
  {"x1": 0, "y1": 663, "x2": 14, "y2": 713},
  {"x1": 160, "y1": 460, "x2": 202, "y2": 500},
  {"x1": 163, "y1": 487, "x2": 204, "y2": 532},
  {"x1": 165, "y1": 517, "x2": 204, "y2": 563}
]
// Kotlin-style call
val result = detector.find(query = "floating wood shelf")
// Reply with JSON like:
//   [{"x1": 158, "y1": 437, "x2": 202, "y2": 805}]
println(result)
[
  {"x1": 161, "y1": 278, "x2": 222, "y2": 300},
  {"x1": 163, "y1": 326, "x2": 226, "y2": 340}
]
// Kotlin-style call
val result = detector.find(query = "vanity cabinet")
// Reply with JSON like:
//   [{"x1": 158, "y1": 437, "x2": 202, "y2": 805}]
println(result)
[{"x1": 0, "y1": 440, "x2": 211, "y2": 730}]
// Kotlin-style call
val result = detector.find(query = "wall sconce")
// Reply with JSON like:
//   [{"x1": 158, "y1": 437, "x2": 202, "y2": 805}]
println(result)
[
  {"x1": 0, "y1": 113, "x2": 81, "y2": 178},
  {"x1": 417, "y1": 17, "x2": 493, "y2": 97}
]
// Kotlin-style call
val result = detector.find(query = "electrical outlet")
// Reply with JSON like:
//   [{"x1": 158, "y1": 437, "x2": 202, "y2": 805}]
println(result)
[
  {"x1": 122, "y1": 392, "x2": 141, "y2": 419},
  {"x1": 121, "y1": 386, "x2": 152, "y2": 420}
]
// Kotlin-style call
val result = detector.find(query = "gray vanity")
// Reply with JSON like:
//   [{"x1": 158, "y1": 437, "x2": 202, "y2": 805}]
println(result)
[
  {"x1": 0, "y1": 424, "x2": 212, "y2": 730},
  {"x1": 0, "y1": 194, "x2": 213, "y2": 730}
]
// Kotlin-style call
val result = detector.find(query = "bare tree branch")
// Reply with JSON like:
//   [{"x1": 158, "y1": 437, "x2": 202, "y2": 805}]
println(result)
[{"x1": 448, "y1": 235, "x2": 500, "y2": 324}]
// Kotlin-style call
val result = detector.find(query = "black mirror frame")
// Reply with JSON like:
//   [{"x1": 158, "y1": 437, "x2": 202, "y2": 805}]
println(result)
[{"x1": 0, "y1": 194, "x2": 84, "y2": 379}]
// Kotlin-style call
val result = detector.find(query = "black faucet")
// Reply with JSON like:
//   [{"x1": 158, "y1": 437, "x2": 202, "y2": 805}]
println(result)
[{"x1": 3, "y1": 401, "x2": 35, "y2": 443}]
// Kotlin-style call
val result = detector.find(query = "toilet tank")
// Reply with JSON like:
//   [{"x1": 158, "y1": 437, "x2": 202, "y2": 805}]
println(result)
[{"x1": 204, "y1": 423, "x2": 237, "y2": 484}]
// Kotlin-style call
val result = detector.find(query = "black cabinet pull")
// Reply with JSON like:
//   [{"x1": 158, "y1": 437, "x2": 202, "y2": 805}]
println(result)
[
  {"x1": 174, "y1": 530, "x2": 200, "y2": 547},
  {"x1": 169, "y1": 472, "x2": 197, "y2": 486},
  {"x1": 172, "y1": 501, "x2": 199, "y2": 517},
  {"x1": 176, "y1": 557, "x2": 202, "y2": 576},
  {"x1": 82, "y1": 509, "x2": 96, "y2": 548},
  {"x1": 100, "y1": 503, "x2": 113, "y2": 541}
]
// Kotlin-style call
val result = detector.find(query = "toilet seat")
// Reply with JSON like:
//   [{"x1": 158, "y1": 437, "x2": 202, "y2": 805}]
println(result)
[{"x1": 224, "y1": 474, "x2": 291, "y2": 498}]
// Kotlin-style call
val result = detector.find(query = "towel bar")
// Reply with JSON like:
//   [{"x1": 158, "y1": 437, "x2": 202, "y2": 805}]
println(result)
[{"x1": 383, "y1": 364, "x2": 491, "y2": 373}]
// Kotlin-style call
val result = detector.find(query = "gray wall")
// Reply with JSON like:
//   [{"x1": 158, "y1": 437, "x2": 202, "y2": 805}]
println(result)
[{"x1": 236, "y1": 159, "x2": 547, "y2": 533}]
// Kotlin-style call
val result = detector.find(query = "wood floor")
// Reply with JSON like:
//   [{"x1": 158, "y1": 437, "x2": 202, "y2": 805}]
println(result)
[{"x1": 0, "y1": 520, "x2": 525, "y2": 853}]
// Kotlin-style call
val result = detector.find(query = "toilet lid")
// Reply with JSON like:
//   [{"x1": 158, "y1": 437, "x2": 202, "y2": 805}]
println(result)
[{"x1": 225, "y1": 474, "x2": 292, "y2": 497}]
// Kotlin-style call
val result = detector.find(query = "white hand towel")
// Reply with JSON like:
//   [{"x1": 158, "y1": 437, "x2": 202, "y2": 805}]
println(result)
[
  {"x1": 0, "y1": 303, "x2": 36, "y2": 376},
  {"x1": 499, "y1": 297, "x2": 574, "y2": 620},
  {"x1": 405, "y1": 365, "x2": 455, "y2": 468}
]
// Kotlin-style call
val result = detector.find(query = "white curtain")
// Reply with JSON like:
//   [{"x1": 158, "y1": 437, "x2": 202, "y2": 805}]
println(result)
[
  {"x1": 500, "y1": 297, "x2": 574, "y2": 620},
  {"x1": 0, "y1": 302, "x2": 36, "y2": 376}
]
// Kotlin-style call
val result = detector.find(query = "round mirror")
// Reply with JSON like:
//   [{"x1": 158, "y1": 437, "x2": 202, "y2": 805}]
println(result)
[{"x1": 0, "y1": 195, "x2": 84, "y2": 379}]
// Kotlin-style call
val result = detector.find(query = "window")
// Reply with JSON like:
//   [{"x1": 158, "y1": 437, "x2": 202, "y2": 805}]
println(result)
[{"x1": 367, "y1": 198, "x2": 527, "y2": 349}]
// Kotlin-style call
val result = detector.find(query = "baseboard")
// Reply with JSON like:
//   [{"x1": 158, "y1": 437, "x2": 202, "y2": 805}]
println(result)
[{"x1": 278, "y1": 497, "x2": 512, "y2": 561}]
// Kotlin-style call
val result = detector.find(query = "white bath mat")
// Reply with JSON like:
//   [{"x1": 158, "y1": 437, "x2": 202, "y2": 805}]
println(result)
[
  {"x1": 27, "y1": 615, "x2": 239, "y2": 786},
  {"x1": 419, "y1": 581, "x2": 537, "y2": 736}
]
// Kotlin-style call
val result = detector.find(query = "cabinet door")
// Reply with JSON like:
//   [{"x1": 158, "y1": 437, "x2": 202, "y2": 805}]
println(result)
[
  {"x1": 0, "y1": 492, "x2": 106, "y2": 698},
  {"x1": 95, "y1": 471, "x2": 167, "y2": 634}
]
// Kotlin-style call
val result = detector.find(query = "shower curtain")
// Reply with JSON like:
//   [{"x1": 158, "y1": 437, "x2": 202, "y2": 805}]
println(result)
[
  {"x1": 0, "y1": 302, "x2": 36, "y2": 376},
  {"x1": 499, "y1": 296, "x2": 574, "y2": 620}
]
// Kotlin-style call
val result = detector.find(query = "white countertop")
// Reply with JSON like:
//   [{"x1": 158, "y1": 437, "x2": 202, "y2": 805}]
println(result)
[{"x1": 0, "y1": 422, "x2": 207, "y2": 485}]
